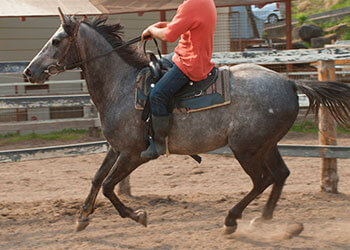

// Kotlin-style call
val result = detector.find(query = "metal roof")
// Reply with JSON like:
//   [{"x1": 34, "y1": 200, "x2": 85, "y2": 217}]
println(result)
[
  {"x1": 0, "y1": 0, "x2": 285, "y2": 17},
  {"x1": 0, "y1": 0, "x2": 100, "y2": 17},
  {"x1": 90, "y1": 0, "x2": 280, "y2": 14}
]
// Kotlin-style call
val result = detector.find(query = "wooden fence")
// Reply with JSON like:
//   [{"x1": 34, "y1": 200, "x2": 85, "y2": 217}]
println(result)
[
  {"x1": 1, "y1": 142, "x2": 350, "y2": 162},
  {"x1": 1, "y1": 47, "x2": 350, "y2": 194},
  {"x1": 0, "y1": 94, "x2": 100, "y2": 131}
]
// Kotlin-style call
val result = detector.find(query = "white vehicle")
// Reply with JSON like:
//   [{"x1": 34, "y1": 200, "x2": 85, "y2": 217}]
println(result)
[{"x1": 251, "y1": 2, "x2": 285, "y2": 24}]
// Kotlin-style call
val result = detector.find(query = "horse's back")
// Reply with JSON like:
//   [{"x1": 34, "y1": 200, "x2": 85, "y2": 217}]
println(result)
[
  {"x1": 231, "y1": 63, "x2": 298, "y2": 116},
  {"x1": 229, "y1": 63, "x2": 297, "y2": 98}
]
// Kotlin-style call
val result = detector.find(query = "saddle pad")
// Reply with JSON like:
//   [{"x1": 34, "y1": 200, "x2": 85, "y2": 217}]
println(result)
[{"x1": 135, "y1": 66, "x2": 231, "y2": 113}]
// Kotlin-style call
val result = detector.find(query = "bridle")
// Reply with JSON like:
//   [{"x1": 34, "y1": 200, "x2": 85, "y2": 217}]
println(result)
[
  {"x1": 44, "y1": 20, "x2": 158, "y2": 76},
  {"x1": 44, "y1": 21, "x2": 81, "y2": 76}
]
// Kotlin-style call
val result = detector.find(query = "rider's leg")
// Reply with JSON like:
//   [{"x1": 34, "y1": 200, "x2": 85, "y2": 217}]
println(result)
[
  {"x1": 141, "y1": 64, "x2": 189, "y2": 159},
  {"x1": 141, "y1": 115, "x2": 171, "y2": 158}
]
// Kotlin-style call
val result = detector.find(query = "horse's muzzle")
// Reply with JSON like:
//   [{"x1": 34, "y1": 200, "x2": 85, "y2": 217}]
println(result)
[
  {"x1": 24, "y1": 68, "x2": 32, "y2": 78},
  {"x1": 23, "y1": 66, "x2": 49, "y2": 84}
]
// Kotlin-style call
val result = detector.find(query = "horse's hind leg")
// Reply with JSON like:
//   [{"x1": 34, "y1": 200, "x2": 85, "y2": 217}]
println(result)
[
  {"x1": 249, "y1": 147, "x2": 304, "y2": 237},
  {"x1": 102, "y1": 153, "x2": 149, "y2": 227},
  {"x1": 224, "y1": 147, "x2": 275, "y2": 234},
  {"x1": 259, "y1": 146, "x2": 290, "y2": 220},
  {"x1": 76, "y1": 148, "x2": 119, "y2": 232}
]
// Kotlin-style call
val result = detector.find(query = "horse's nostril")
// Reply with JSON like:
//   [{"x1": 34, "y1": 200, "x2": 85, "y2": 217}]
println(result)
[{"x1": 25, "y1": 69, "x2": 32, "y2": 77}]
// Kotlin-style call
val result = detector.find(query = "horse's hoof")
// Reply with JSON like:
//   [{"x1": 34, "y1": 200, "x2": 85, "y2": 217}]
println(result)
[
  {"x1": 76, "y1": 218, "x2": 90, "y2": 232},
  {"x1": 286, "y1": 222, "x2": 304, "y2": 237},
  {"x1": 223, "y1": 225, "x2": 237, "y2": 234},
  {"x1": 135, "y1": 209, "x2": 148, "y2": 227}
]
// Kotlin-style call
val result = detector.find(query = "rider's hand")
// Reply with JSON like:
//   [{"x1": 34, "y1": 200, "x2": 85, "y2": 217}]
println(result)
[
  {"x1": 142, "y1": 23, "x2": 168, "y2": 42},
  {"x1": 142, "y1": 27, "x2": 153, "y2": 41}
]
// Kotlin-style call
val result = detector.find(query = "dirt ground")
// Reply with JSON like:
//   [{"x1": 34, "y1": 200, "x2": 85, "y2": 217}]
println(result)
[{"x1": 0, "y1": 132, "x2": 350, "y2": 249}]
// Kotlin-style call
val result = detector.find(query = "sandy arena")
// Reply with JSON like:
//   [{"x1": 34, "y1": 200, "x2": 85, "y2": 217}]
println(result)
[{"x1": 0, "y1": 132, "x2": 350, "y2": 249}]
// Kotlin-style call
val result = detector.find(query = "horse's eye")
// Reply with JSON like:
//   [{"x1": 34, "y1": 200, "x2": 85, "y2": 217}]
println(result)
[{"x1": 52, "y1": 39, "x2": 60, "y2": 46}]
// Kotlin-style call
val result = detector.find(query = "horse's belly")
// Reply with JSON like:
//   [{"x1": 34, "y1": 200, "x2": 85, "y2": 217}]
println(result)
[{"x1": 167, "y1": 111, "x2": 230, "y2": 154}]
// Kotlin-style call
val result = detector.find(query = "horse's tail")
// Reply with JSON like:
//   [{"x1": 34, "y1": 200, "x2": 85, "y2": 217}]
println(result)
[{"x1": 295, "y1": 80, "x2": 350, "y2": 126}]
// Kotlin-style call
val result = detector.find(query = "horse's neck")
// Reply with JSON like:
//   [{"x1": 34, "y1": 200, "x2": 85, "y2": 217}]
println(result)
[
  {"x1": 78, "y1": 30, "x2": 137, "y2": 113},
  {"x1": 82, "y1": 56, "x2": 136, "y2": 112}
]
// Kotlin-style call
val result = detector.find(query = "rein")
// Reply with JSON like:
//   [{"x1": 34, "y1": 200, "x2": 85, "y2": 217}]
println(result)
[{"x1": 44, "y1": 21, "x2": 155, "y2": 76}]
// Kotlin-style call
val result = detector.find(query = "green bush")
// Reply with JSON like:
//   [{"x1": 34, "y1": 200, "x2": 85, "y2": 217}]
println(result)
[
  {"x1": 342, "y1": 30, "x2": 350, "y2": 40},
  {"x1": 297, "y1": 13, "x2": 308, "y2": 25},
  {"x1": 303, "y1": 41, "x2": 312, "y2": 48}
]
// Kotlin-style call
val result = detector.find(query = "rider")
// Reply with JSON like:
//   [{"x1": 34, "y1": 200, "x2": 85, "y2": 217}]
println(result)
[{"x1": 140, "y1": 0, "x2": 217, "y2": 159}]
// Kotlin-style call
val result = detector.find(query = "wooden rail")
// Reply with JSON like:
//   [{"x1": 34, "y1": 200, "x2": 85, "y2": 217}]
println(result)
[
  {"x1": 211, "y1": 47, "x2": 350, "y2": 65},
  {"x1": 211, "y1": 145, "x2": 350, "y2": 159},
  {"x1": 0, "y1": 141, "x2": 108, "y2": 163},
  {"x1": 1, "y1": 143, "x2": 350, "y2": 163},
  {"x1": 1, "y1": 47, "x2": 350, "y2": 73},
  {"x1": 0, "y1": 94, "x2": 92, "y2": 109},
  {"x1": 0, "y1": 79, "x2": 85, "y2": 88},
  {"x1": 0, "y1": 118, "x2": 100, "y2": 131}
]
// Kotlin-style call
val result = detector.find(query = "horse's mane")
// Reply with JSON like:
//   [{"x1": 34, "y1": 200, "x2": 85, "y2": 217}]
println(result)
[{"x1": 83, "y1": 16, "x2": 149, "y2": 69}]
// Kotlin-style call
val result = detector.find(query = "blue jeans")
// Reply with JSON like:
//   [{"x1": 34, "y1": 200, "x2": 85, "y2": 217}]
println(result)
[{"x1": 149, "y1": 63, "x2": 190, "y2": 116}]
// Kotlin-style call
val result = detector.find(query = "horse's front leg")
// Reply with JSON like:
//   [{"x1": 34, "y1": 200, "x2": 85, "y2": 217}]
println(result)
[
  {"x1": 102, "y1": 153, "x2": 149, "y2": 226},
  {"x1": 76, "y1": 148, "x2": 119, "y2": 231}
]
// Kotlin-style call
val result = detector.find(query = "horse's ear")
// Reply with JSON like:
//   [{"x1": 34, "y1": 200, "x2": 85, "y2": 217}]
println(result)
[
  {"x1": 58, "y1": 7, "x2": 76, "y2": 36},
  {"x1": 58, "y1": 7, "x2": 70, "y2": 24}
]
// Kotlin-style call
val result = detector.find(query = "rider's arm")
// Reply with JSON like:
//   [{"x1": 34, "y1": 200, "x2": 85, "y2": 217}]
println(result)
[
  {"x1": 142, "y1": 0, "x2": 197, "y2": 43},
  {"x1": 162, "y1": 1, "x2": 197, "y2": 43},
  {"x1": 142, "y1": 22, "x2": 169, "y2": 42}
]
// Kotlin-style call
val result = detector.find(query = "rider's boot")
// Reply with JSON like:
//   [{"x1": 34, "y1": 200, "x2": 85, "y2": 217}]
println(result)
[{"x1": 141, "y1": 115, "x2": 170, "y2": 159}]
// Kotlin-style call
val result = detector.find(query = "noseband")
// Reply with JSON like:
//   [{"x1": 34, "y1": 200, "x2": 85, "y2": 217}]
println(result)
[{"x1": 44, "y1": 20, "x2": 155, "y2": 76}]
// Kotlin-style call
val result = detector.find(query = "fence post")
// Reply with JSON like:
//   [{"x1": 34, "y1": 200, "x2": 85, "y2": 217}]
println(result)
[{"x1": 317, "y1": 60, "x2": 338, "y2": 193}]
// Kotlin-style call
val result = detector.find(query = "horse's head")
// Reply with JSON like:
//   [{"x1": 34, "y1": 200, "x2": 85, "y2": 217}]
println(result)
[{"x1": 24, "y1": 8, "x2": 81, "y2": 84}]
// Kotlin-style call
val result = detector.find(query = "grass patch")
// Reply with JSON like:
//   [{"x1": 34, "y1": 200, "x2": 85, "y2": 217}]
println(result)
[
  {"x1": 290, "y1": 121, "x2": 318, "y2": 134},
  {"x1": 316, "y1": 16, "x2": 350, "y2": 40},
  {"x1": 292, "y1": 0, "x2": 350, "y2": 20},
  {"x1": 330, "y1": 0, "x2": 350, "y2": 10},
  {"x1": 0, "y1": 129, "x2": 90, "y2": 144},
  {"x1": 290, "y1": 121, "x2": 350, "y2": 134},
  {"x1": 292, "y1": 0, "x2": 326, "y2": 19},
  {"x1": 319, "y1": 16, "x2": 350, "y2": 29}
]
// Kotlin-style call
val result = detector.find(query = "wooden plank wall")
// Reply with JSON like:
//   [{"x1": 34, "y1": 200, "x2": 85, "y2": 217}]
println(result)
[{"x1": 0, "y1": 8, "x2": 229, "y2": 62}]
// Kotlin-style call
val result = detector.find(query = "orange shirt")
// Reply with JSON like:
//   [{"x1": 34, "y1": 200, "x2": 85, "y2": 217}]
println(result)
[{"x1": 163, "y1": 0, "x2": 217, "y2": 81}]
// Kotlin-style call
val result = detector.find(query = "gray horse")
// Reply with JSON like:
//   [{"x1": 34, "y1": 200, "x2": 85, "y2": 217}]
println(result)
[{"x1": 24, "y1": 11, "x2": 350, "y2": 234}]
